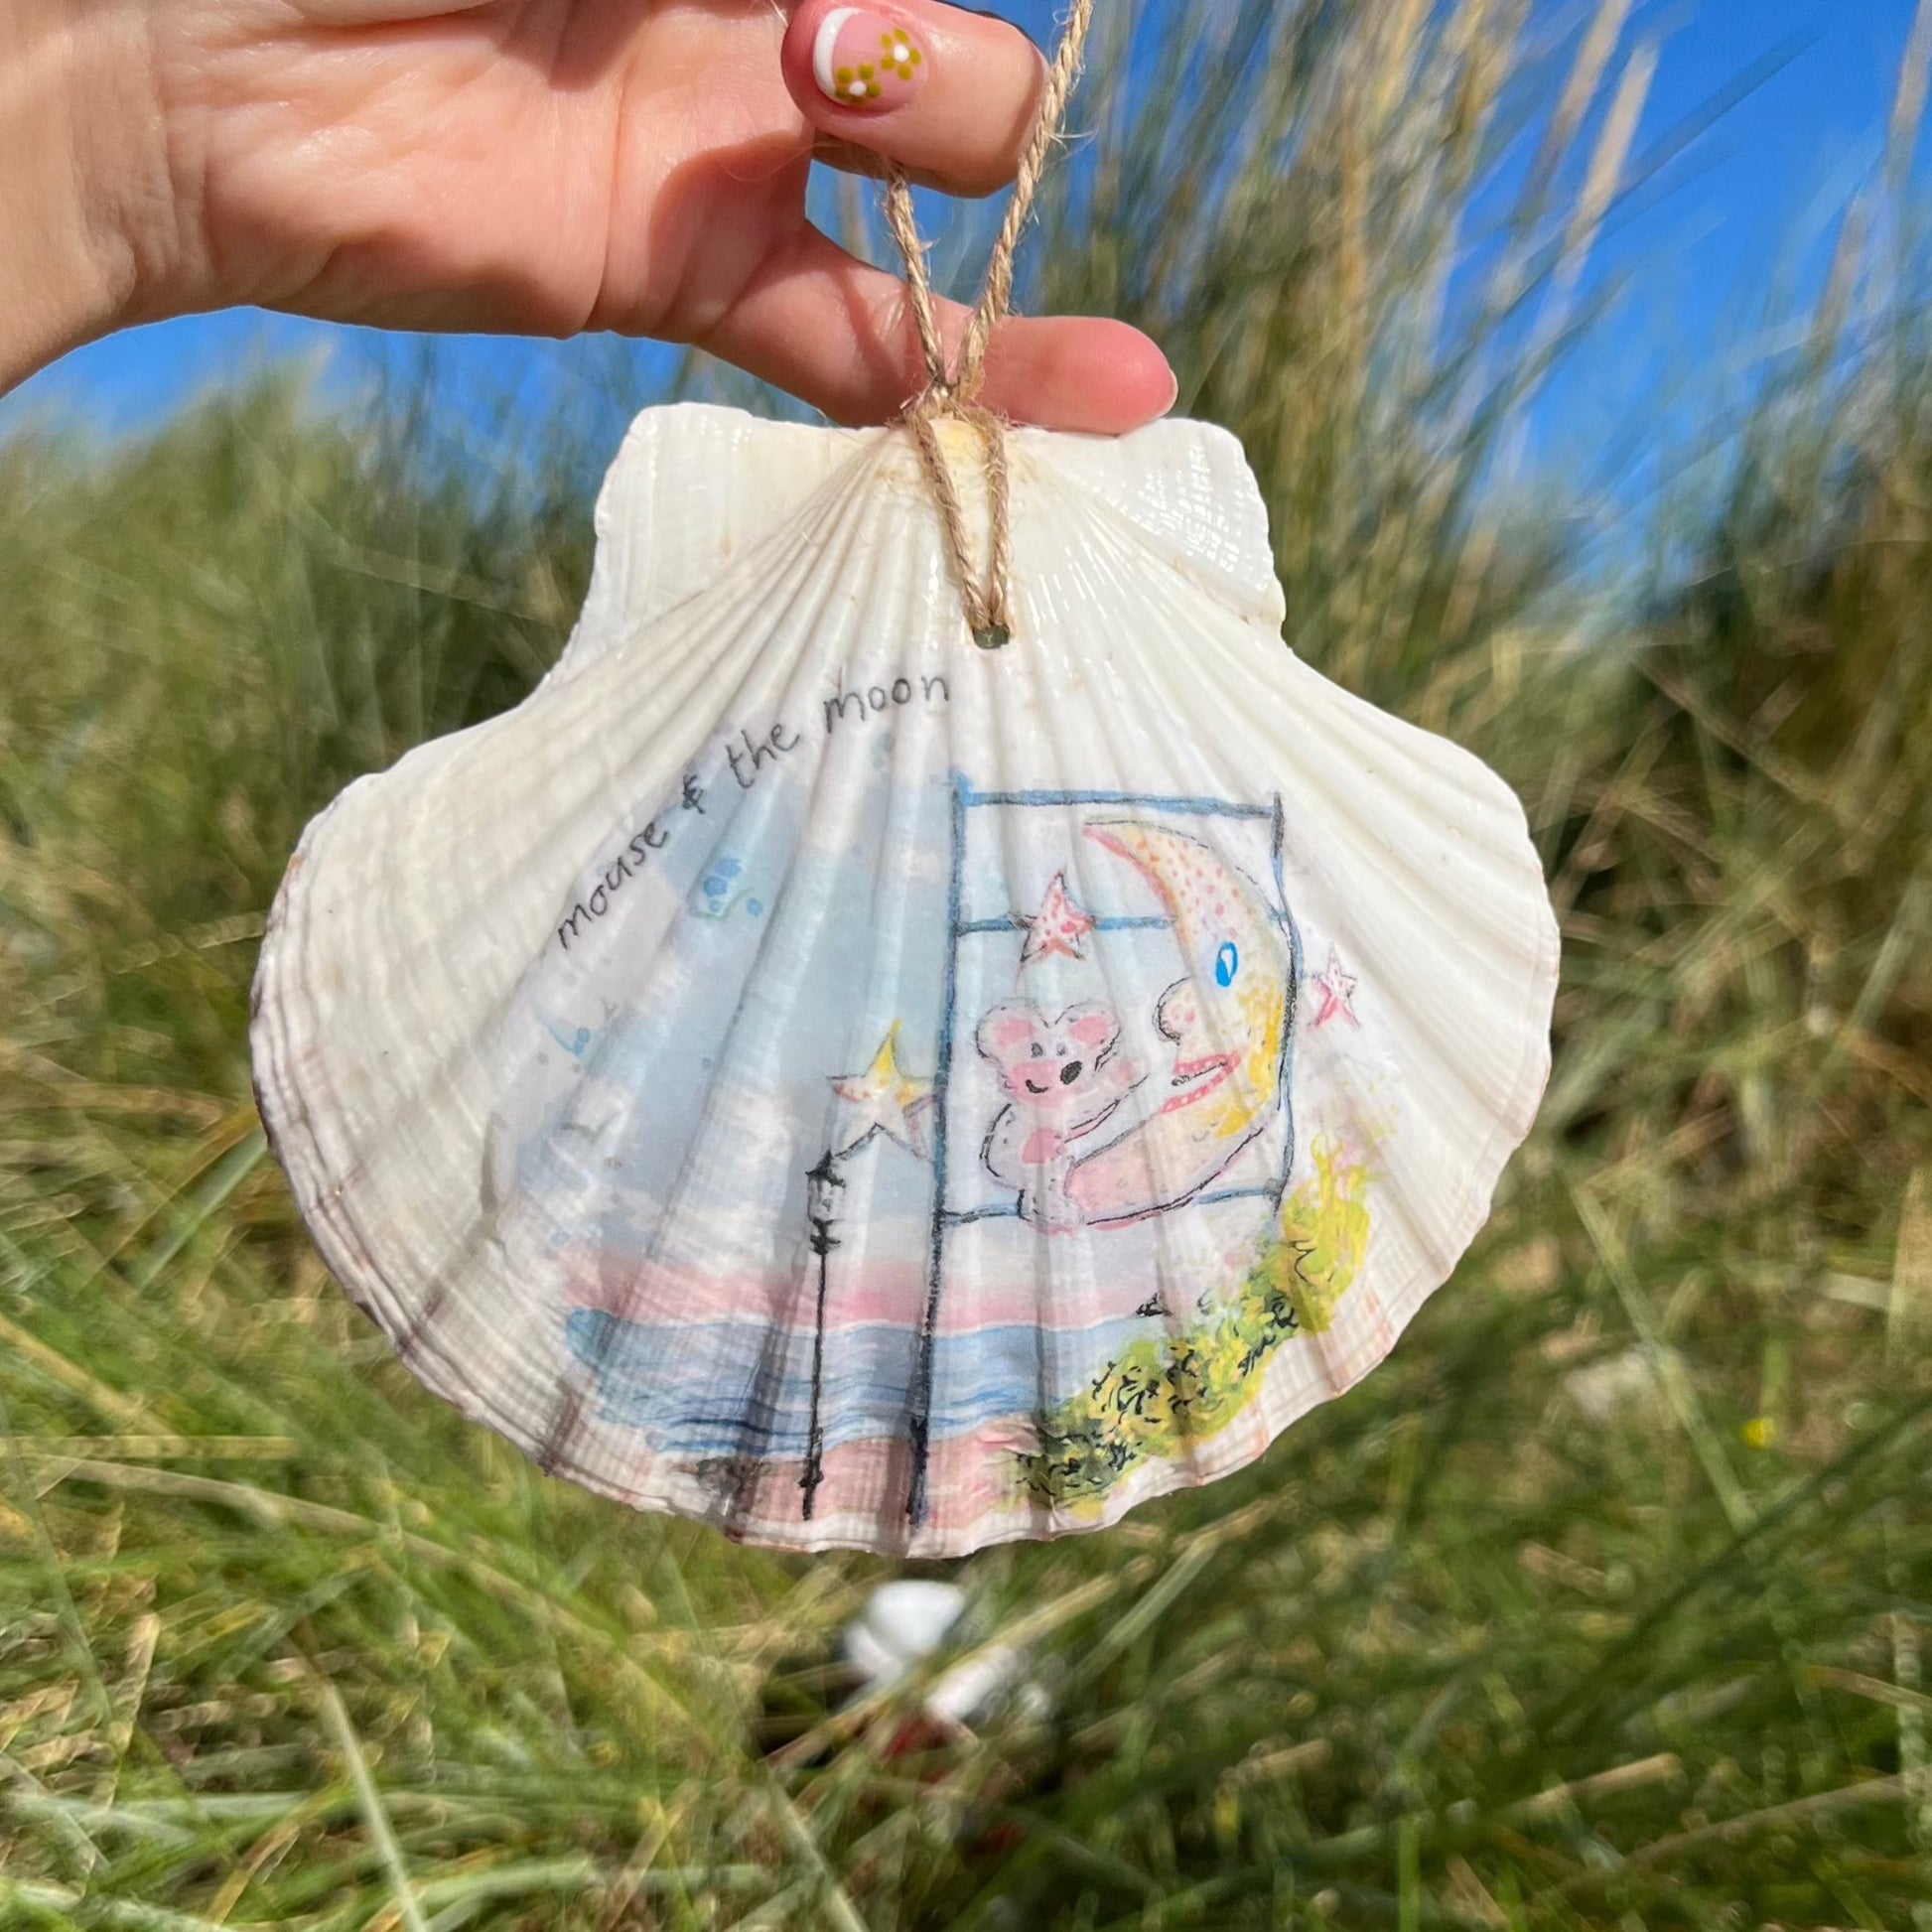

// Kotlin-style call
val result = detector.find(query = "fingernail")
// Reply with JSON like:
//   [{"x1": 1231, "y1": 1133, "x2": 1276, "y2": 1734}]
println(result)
[{"x1": 812, "y1": 8, "x2": 928, "y2": 111}]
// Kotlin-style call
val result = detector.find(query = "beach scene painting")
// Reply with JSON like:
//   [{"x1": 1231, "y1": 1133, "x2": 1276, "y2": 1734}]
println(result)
[{"x1": 490, "y1": 763, "x2": 1381, "y2": 1548}]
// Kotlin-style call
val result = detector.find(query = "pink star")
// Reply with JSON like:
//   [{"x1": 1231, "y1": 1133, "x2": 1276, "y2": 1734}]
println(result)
[
  {"x1": 1021, "y1": 871, "x2": 1097, "y2": 966},
  {"x1": 1311, "y1": 946, "x2": 1360, "y2": 1028}
]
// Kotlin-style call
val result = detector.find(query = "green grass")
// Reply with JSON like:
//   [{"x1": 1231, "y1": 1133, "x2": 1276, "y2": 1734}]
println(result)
[{"x1": 3, "y1": 0, "x2": 1932, "y2": 1924}]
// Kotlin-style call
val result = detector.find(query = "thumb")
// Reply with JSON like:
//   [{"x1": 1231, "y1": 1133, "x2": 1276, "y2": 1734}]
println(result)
[{"x1": 781, "y1": 1, "x2": 1046, "y2": 199}]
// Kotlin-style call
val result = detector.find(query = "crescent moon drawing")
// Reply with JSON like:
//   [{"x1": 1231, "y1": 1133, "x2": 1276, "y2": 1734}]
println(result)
[{"x1": 1066, "y1": 819, "x2": 1294, "y2": 1226}]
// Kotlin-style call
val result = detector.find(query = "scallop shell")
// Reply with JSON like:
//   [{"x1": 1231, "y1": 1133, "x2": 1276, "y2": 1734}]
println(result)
[{"x1": 251, "y1": 403, "x2": 1559, "y2": 1556}]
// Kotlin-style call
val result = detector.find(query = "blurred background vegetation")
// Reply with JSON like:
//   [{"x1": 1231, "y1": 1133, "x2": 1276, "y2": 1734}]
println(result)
[{"x1": 3, "y1": 0, "x2": 1931, "y2": 1924}]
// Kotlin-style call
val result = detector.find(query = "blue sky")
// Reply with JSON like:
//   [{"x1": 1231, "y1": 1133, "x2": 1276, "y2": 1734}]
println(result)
[{"x1": 8, "y1": 0, "x2": 1928, "y2": 466}]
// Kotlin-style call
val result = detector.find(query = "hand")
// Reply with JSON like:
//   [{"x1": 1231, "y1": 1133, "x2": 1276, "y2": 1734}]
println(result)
[{"x1": 1, "y1": 0, "x2": 1173, "y2": 427}]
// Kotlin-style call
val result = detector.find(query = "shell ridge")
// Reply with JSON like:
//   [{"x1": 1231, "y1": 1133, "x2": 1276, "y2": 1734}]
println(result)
[
  {"x1": 1024, "y1": 448, "x2": 1288, "y2": 633},
  {"x1": 576, "y1": 477, "x2": 970, "y2": 1529},
  {"x1": 1055, "y1": 498, "x2": 1535, "y2": 873},
  {"x1": 1014, "y1": 419, "x2": 1283, "y2": 626},
  {"x1": 549, "y1": 463, "x2": 913, "y2": 1510},
  {"x1": 259, "y1": 855, "x2": 539, "y2": 1453},
  {"x1": 544, "y1": 442, "x2": 883, "y2": 704},
  {"x1": 932, "y1": 526, "x2": 1301, "y2": 1537},
  {"x1": 536, "y1": 456, "x2": 869, "y2": 707},
  {"x1": 991, "y1": 627, "x2": 1085, "y2": 1547},
  {"x1": 1131, "y1": 639, "x2": 1555, "y2": 1232},
  {"x1": 1007, "y1": 503, "x2": 1556, "y2": 1505},
  {"x1": 1033, "y1": 570, "x2": 1274, "y2": 1517},
  {"x1": 551, "y1": 409, "x2": 882, "y2": 688},
  {"x1": 1076, "y1": 528, "x2": 1549, "y2": 976},
  {"x1": 896, "y1": 623, "x2": 989, "y2": 1548},
  {"x1": 1085, "y1": 554, "x2": 1557, "y2": 1091},
  {"x1": 262, "y1": 445, "x2": 914, "y2": 1500},
  {"x1": 830, "y1": 603, "x2": 973, "y2": 1538}
]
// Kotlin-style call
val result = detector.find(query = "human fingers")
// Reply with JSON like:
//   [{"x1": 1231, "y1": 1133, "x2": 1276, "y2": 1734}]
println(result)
[
  {"x1": 780, "y1": 0, "x2": 1044, "y2": 199},
  {"x1": 696, "y1": 225, "x2": 1174, "y2": 432}
]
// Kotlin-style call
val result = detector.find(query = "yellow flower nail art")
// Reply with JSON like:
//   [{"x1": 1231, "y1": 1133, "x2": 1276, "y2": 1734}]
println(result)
[
  {"x1": 816, "y1": 12, "x2": 927, "y2": 108},
  {"x1": 833, "y1": 63, "x2": 885, "y2": 103},
  {"x1": 880, "y1": 29, "x2": 923, "y2": 81}
]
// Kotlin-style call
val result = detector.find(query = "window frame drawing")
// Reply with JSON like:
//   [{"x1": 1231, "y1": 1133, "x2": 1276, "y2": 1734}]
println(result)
[{"x1": 904, "y1": 776, "x2": 1301, "y2": 1525}]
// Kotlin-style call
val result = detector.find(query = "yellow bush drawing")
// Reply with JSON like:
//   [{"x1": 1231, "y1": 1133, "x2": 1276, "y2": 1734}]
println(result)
[{"x1": 1017, "y1": 1138, "x2": 1372, "y2": 1510}]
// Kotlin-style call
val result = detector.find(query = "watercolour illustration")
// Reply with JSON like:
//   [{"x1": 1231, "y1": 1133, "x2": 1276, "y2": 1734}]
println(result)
[{"x1": 496, "y1": 771, "x2": 1338, "y2": 1536}]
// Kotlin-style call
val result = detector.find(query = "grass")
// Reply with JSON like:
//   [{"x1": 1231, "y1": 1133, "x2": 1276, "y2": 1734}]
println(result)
[{"x1": 3, "y1": 0, "x2": 1932, "y2": 1924}]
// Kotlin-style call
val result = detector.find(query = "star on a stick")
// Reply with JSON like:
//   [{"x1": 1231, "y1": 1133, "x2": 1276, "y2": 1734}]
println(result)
[
  {"x1": 830, "y1": 1023, "x2": 934, "y2": 1159},
  {"x1": 1021, "y1": 870, "x2": 1097, "y2": 966},
  {"x1": 1311, "y1": 946, "x2": 1360, "y2": 1029}
]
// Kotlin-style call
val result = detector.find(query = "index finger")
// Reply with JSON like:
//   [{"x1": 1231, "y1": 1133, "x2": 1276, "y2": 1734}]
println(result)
[{"x1": 697, "y1": 224, "x2": 1177, "y2": 433}]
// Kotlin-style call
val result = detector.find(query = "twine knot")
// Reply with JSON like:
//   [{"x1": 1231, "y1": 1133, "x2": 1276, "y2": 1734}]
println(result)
[{"x1": 885, "y1": 0, "x2": 1095, "y2": 653}]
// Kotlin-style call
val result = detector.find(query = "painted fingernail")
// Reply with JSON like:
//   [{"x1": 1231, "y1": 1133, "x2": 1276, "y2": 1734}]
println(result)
[{"x1": 812, "y1": 8, "x2": 928, "y2": 111}]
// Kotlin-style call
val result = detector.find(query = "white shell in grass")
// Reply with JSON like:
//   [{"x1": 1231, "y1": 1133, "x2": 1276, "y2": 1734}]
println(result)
[{"x1": 251, "y1": 402, "x2": 1559, "y2": 1557}]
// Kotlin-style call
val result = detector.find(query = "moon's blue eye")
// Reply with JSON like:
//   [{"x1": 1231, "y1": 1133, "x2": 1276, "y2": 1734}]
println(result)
[{"x1": 1215, "y1": 941, "x2": 1239, "y2": 988}]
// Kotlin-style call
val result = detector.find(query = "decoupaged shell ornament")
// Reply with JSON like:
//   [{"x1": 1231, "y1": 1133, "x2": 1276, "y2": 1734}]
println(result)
[{"x1": 252, "y1": 403, "x2": 1560, "y2": 1555}]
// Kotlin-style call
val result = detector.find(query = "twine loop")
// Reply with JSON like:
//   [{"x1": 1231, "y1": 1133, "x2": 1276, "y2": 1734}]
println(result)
[{"x1": 885, "y1": 0, "x2": 1095, "y2": 651}]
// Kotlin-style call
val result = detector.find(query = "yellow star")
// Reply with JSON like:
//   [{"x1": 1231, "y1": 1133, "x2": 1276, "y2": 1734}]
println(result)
[{"x1": 830, "y1": 1023, "x2": 934, "y2": 1159}]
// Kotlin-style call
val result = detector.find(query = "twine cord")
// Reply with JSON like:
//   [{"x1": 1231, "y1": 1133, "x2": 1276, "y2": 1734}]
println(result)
[{"x1": 886, "y1": 0, "x2": 1096, "y2": 650}]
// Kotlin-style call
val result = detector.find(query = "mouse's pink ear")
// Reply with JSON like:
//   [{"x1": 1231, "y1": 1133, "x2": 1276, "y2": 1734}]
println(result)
[
  {"x1": 976, "y1": 1001, "x2": 1042, "y2": 1061},
  {"x1": 1062, "y1": 1003, "x2": 1119, "y2": 1048}
]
